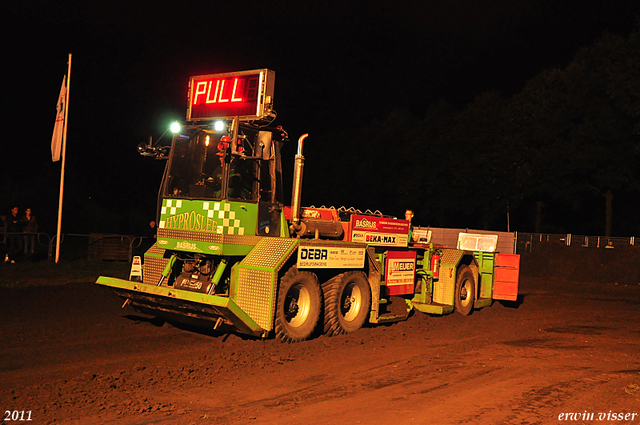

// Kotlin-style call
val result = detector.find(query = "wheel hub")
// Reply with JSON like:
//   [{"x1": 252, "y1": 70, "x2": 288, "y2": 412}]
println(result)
[
  {"x1": 341, "y1": 283, "x2": 362, "y2": 322},
  {"x1": 460, "y1": 280, "x2": 471, "y2": 306},
  {"x1": 286, "y1": 284, "x2": 311, "y2": 327}
]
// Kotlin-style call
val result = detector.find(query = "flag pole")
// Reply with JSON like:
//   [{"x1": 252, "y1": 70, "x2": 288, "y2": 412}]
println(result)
[{"x1": 55, "y1": 53, "x2": 72, "y2": 263}]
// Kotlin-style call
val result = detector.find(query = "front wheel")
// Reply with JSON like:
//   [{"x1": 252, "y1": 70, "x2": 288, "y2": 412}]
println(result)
[
  {"x1": 454, "y1": 265, "x2": 476, "y2": 315},
  {"x1": 275, "y1": 266, "x2": 322, "y2": 343},
  {"x1": 323, "y1": 271, "x2": 371, "y2": 336}
]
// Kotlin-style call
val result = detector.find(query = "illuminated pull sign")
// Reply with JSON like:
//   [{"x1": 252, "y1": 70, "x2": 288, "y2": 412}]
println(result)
[{"x1": 187, "y1": 69, "x2": 275, "y2": 122}]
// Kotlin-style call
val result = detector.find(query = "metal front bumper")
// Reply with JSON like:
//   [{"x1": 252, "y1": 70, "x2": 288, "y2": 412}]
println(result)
[{"x1": 96, "y1": 277, "x2": 264, "y2": 337}]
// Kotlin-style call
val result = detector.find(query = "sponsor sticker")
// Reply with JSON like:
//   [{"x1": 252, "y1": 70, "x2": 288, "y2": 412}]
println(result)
[
  {"x1": 297, "y1": 246, "x2": 366, "y2": 269},
  {"x1": 176, "y1": 241, "x2": 197, "y2": 250},
  {"x1": 350, "y1": 214, "x2": 410, "y2": 247},
  {"x1": 386, "y1": 258, "x2": 415, "y2": 285},
  {"x1": 384, "y1": 250, "x2": 417, "y2": 296},
  {"x1": 352, "y1": 231, "x2": 409, "y2": 247}
]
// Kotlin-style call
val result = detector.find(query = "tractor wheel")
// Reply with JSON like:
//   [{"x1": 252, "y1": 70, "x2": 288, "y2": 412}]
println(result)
[
  {"x1": 323, "y1": 271, "x2": 371, "y2": 336},
  {"x1": 454, "y1": 265, "x2": 476, "y2": 315},
  {"x1": 275, "y1": 266, "x2": 322, "y2": 343}
]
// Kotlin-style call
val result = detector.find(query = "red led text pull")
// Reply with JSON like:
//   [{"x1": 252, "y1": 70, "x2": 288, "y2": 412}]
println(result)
[{"x1": 193, "y1": 78, "x2": 244, "y2": 105}]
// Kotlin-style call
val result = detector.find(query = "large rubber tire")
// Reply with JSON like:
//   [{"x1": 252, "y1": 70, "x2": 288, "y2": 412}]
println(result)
[
  {"x1": 454, "y1": 265, "x2": 476, "y2": 315},
  {"x1": 323, "y1": 271, "x2": 371, "y2": 336},
  {"x1": 275, "y1": 266, "x2": 322, "y2": 343}
]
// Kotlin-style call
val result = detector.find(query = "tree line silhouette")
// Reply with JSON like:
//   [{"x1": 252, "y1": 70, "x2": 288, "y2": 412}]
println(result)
[{"x1": 306, "y1": 25, "x2": 640, "y2": 237}]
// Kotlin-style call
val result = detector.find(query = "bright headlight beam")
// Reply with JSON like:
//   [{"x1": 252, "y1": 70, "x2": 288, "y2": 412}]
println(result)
[{"x1": 214, "y1": 120, "x2": 225, "y2": 132}]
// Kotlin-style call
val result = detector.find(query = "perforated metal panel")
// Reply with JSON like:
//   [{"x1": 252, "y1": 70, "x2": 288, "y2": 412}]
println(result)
[
  {"x1": 143, "y1": 246, "x2": 169, "y2": 286},
  {"x1": 237, "y1": 268, "x2": 276, "y2": 330},
  {"x1": 241, "y1": 238, "x2": 298, "y2": 268},
  {"x1": 158, "y1": 229, "x2": 261, "y2": 245},
  {"x1": 433, "y1": 249, "x2": 463, "y2": 305},
  {"x1": 433, "y1": 267, "x2": 455, "y2": 304},
  {"x1": 235, "y1": 238, "x2": 299, "y2": 331}
]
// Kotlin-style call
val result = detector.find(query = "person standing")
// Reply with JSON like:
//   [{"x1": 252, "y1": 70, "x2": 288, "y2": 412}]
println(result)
[
  {"x1": 143, "y1": 220, "x2": 157, "y2": 254},
  {"x1": 5, "y1": 207, "x2": 23, "y2": 263},
  {"x1": 22, "y1": 208, "x2": 38, "y2": 261},
  {"x1": 405, "y1": 209, "x2": 415, "y2": 243}
]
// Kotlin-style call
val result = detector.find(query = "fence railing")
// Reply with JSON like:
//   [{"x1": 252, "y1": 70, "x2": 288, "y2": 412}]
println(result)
[
  {"x1": 516, "y1": 232, "x2": 634, "y2": 253},
  {"x1": 1, "y1": 232, "x2": 54, "y2": 261},
  {"x1": 1, "y1": 231, "x2": 149, "y2": 262},
  {"x1": 2, "y1": 229, "x2": 633, "y2": 261}
]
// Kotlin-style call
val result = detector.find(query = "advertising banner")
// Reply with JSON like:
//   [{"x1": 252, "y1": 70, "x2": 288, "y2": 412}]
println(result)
[
  {"x1": 384, "y1": 250, "x2": 416, "y2": 296},
  {"x1": 350, "y1": 214, "x2": 410, "y2": 247},
  {"x1": 297, "y1": 245, "x2": 366, "y2": 269}
]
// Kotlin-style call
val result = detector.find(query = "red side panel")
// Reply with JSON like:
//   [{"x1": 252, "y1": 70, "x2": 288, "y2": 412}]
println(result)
[
  {"x1": 493, "y1": 253, "x2": 520, "y2": 301},
  {"x1": 495, "y1": 253, "x2": 520, "y2": 268},
  {"x1": 341, "y1": 222, "x2": 351, "y2": 241},
  {"x1": 384, "y1": 250, "x2": 416, "y2": 296}
]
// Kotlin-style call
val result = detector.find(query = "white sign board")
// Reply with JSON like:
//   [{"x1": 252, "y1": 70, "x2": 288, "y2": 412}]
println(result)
[
  {"x1": 457, "y1": 233, "x2": 498, "y2": 252},
  {"x1": 297, "y1": 246, "x2": 366, "y2": 269}
]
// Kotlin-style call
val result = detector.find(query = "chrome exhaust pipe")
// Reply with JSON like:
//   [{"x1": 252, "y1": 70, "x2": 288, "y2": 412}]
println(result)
[{"x1": 290, "y1": 133, "x2": 308, "y2": 233}]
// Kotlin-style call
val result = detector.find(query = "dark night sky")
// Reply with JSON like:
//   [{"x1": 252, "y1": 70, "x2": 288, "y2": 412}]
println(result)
[{"x1": 2, "y1": 0, "x2": 640, "y2": 234}]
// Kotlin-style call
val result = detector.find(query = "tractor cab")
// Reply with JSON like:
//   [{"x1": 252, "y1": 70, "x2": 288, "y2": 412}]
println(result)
[
  {"x1": 166, "y1": 125, "x2": 264, "y2": 202},
  {"x1": 159, "y1": 122, "x2": 287, "y2": 236},
  {"x1": 145, "y1": 121, "x2": 288, "y2": 250},
  {"x1": 135, "y1": 69, "x2": 287, "y2": 251}
]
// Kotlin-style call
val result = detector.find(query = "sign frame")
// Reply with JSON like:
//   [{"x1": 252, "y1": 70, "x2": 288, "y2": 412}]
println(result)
[{"x1": 186, "y1": 69, "x2": 275, "y2": 122}]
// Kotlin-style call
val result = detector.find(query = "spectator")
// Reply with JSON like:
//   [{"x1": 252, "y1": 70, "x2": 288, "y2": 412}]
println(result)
[
  {"x1": 5, "y1": 207, "x2": 23, "y2": 263},
  {"x1": 22, "y1": 208, "x2": 38, "y2": 261},
  {"x1": 405, "y1": 209, "x2": 415, "y2": 243},
  {"x1": 143, "y1": 220, "x2": 157, "y2": 253}
]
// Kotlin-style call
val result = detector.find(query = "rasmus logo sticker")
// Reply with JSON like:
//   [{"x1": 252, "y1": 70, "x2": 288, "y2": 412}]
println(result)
[
  {"x1": 176, "y1": 241, "x2": 197, "y2": 250},
  {"x1": 355, "y1": 217, "x2": 377, "y2": 230}
]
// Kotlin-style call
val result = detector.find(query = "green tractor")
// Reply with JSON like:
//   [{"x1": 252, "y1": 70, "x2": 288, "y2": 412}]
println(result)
[{"x1": 97, "y1": 69, "x2": 519, "y2": 342}]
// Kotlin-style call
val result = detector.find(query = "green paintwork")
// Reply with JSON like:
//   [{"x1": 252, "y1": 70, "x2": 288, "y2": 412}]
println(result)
[
  {"x1": 411, "y1": 302, "x2": 454, "y2": 315},
  {"x1": 98, "y1": 199, "x2": 507, "y2": 336},
  {"x1": 157, "y1": 199, "x2": 259, "y2": 255},
  {"x1": 410, "y1": 247, "x2": 499, "y2": 315},
  {"x1": 95, "y1": 276, "x2": 264, "y2": 334},
  {"x1": 160, "y1": 199, "x2": 258, "y2": 235},
  {"x1": 376, "y1": 312, "x2": 411, "y2": 323},
  {"x1": 230, "y1": 238, "x2": 299, "y2": 331},
  {"x1": 411, "y1": 248, "x2": 436, "y2": 307},
  {"x1": 279, "y1": 211, "x2": 290, "y2": 238},
  {"x1": 162, "y1": 254, "x2": 177, "y2": 277},
  {"x1": 212, "y1": 258, "x2": 228, "y2": 286},
  {"x1": 474, "y1": 252, "x2": 495, "y2": 299},
  {"x1": 474, "y1": 298, "x2": 492, "y2": 308}
]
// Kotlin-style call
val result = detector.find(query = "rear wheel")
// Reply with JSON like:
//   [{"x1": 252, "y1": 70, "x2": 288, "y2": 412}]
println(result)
[
  {"x1": 454, "y1": 265, "x2": 475, "y2": 315},
  {"x1": 323, "y1": 271, "x2": 371, "y2": 336},
  {"x1": 275, "y1": 266, "x2": 322, "y2": 343}
]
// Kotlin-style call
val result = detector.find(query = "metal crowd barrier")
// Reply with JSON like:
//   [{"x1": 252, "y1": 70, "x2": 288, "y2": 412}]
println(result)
[
  {"x1": 1, "y1": 231, "x2": 53, "y2": 261},
  {"x1": 1, "y1": 232, "x2": 148, "y2": 262},
  {"x1": 516, "y1": 232, "x2": 635, "y2": 253}
]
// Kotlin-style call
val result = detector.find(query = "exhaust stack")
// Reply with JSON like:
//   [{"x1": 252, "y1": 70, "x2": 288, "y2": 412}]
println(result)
[{"x1": 290, "y1": 133, "x2": 308, "y2": 234}]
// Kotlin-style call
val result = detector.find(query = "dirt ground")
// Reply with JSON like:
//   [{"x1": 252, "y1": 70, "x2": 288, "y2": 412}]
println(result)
[{"x1": 1, "y1": 243, "x2": 640, "y2": 425}]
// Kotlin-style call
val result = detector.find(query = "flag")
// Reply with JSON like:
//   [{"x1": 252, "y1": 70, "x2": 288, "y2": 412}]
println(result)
[{"x1": 52, "y1": 76, "x2": 66, "y2": 162}]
